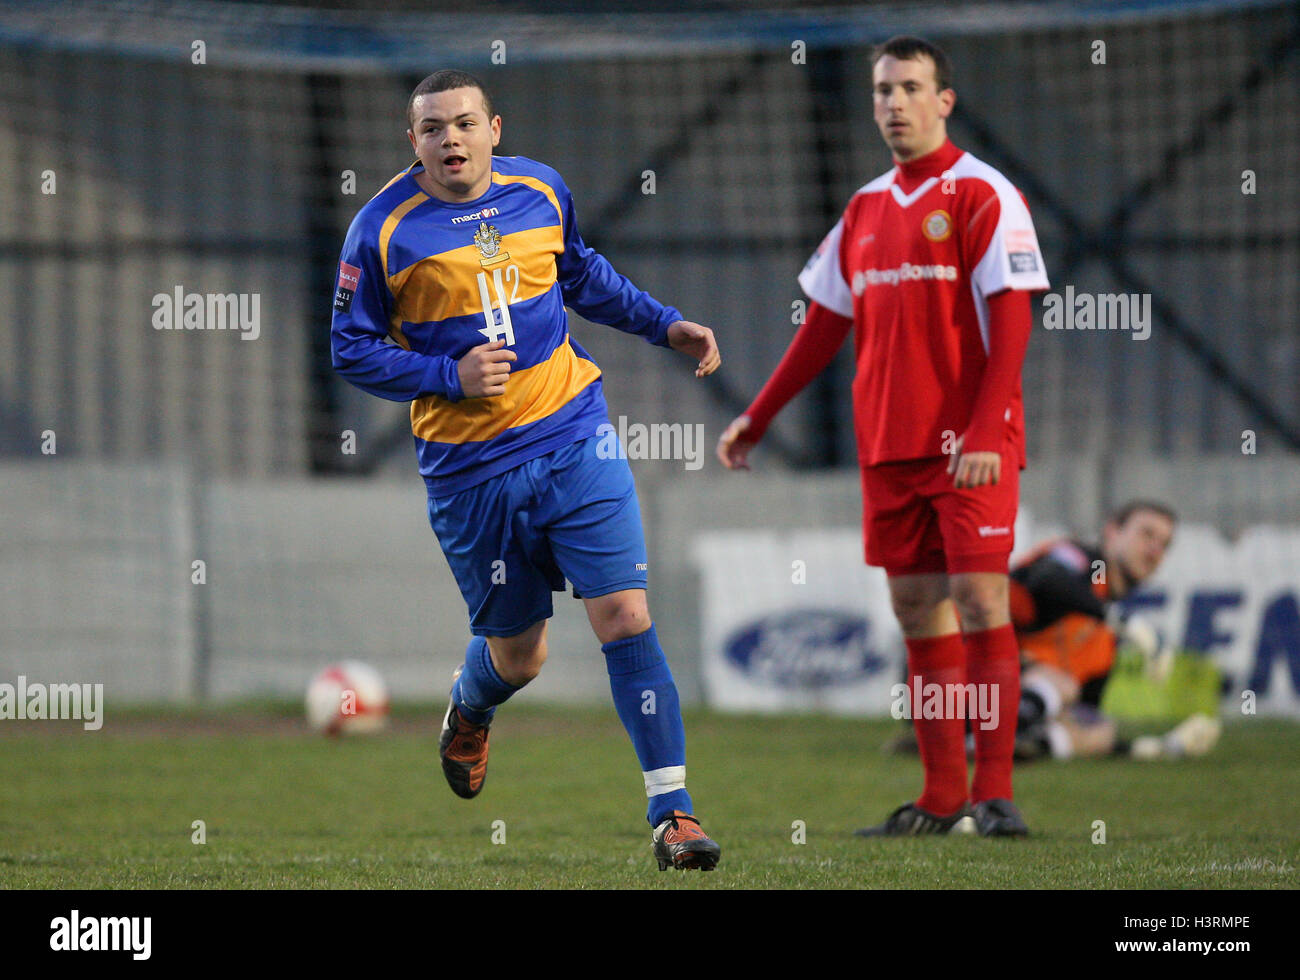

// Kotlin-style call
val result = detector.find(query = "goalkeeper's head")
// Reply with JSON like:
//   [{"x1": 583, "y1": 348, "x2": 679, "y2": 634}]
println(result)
[{"x1": 1102, "y1": 500, "x2": 1177, "y2": 595}]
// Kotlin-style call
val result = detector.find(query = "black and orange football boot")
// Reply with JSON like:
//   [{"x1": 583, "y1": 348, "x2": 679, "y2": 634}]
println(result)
[
  {"x1": 651, "y1": 811, "x2": 721, "y2": 871},
  {"x1": 439, "y1": 666, "x2": 490, "y2": 799}
]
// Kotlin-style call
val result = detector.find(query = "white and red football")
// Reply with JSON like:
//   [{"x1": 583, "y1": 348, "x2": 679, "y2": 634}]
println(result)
[{"x1": 305, "y1": 661, "x2": 390, "y2": 735}]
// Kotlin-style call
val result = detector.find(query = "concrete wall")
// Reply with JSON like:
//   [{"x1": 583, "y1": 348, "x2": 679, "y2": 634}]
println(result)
[{"x1": 2, "y1": 453, "x2": 1297, "y2": 705}]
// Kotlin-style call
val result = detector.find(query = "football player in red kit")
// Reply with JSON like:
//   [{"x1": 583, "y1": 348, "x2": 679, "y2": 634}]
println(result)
[{"x1": 719, "y1": 36, "x2": 1049, "y2": 837}]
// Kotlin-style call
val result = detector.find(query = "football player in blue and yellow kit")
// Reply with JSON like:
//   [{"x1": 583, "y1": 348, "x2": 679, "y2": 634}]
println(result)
[{"x1": 331, "y1": 70, "x2": 721, "y2": 870}]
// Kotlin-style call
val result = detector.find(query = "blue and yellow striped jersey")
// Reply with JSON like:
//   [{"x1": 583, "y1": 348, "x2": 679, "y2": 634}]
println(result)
[{"x1": 331, "y1": 155, "x2": 680, "y2": 495}]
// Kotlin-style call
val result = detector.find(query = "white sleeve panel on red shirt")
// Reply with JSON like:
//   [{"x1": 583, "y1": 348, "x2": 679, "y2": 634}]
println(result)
[
  {"x1": 957, "y1": 156, "x2": 1050, "y2": 298},
  {"x1": 797, "y1": 216, "x2": 854, "y2": 318}
]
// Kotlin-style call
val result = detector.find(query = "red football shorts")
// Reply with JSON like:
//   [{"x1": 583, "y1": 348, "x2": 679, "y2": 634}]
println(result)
[{"x1": 859, "y1": 452, "x2": 1019, "y2": 576}]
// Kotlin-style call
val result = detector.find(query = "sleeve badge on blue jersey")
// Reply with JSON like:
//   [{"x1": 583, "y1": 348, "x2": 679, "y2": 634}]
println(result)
[{"x1": 334, "y1": 261, "x2": 361, "y2": 313}]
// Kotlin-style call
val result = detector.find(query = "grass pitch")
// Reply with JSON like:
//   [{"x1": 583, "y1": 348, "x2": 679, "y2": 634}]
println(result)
[{"x1": 1, "y1": 704, "x2": 1297, "y2": 889}]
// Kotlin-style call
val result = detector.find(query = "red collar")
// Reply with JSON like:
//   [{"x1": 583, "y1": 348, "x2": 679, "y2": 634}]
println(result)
[{"x1": 894, "y1": 139, "x2": 963, "y2": 191}]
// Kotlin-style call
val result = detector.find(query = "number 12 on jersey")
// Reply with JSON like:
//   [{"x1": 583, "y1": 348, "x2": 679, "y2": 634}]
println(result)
[{"x1": 476, "y1": 265, "x2": 520, "y2": 346}]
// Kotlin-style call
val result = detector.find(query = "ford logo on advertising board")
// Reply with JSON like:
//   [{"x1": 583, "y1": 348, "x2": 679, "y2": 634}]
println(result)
[{"x1": 723, "y1": 609, "x2": 887, "y2": 688}]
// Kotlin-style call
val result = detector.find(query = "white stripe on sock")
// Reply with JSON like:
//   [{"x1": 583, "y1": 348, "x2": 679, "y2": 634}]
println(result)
[{"x1": 643, "y1": 765, "x2": 686, "y2": 797}]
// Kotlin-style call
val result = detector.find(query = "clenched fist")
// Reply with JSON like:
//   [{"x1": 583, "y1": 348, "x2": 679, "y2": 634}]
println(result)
[{"x1": 458, "y1": 339, "x2": 517, "y2": 398}]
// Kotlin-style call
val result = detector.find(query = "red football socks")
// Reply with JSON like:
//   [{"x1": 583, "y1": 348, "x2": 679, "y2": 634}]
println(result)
[
  {"x1": 905, "y1": 632, "x2": 970, "y2": 816},
  {"x1": 964, "y1": 622, "x2": 1021, "y2": 803}
]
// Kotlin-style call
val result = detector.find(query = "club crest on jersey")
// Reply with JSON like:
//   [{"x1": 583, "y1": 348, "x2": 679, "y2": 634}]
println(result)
[
  {"x1": 922, "y1": 209, "x2": 952, "y2": 242},
  {"x1": 473, "y1": 221, "x2": 510, "y2": 267}
]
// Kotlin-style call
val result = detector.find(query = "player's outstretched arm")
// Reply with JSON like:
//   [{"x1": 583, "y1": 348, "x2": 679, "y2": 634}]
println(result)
[
  {"x1": 551, "y1": 172, "x2": 700, "y2": 348},
  {"x1": 666, "y1": 320, "x2": 721, "y2": 378},
  {"x1": 717, "y1": 300, "x2": 852, "y2": 470}
]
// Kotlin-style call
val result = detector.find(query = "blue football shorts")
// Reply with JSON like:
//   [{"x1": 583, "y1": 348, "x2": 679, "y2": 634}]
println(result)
[{"x1": 426, "y1": 434, "x2": 649, "y2": 637}]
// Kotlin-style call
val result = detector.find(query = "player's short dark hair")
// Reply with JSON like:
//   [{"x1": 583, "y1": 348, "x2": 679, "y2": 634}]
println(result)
[
  {"x1": 407, "y1": 70, "x2": 494, "y2": 130},
  {"x1": 870, "y1": 35, "x2": 954, "y2": 92},
  {"x1": 1109, "y1": 499, "x2": 1178, "y2": 528}
]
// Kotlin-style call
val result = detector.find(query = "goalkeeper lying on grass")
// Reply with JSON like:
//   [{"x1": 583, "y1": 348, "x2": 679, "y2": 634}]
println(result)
[
  {"x1": 887, "y1": 499, "x2": 1221, "y2": 761},
  {"x1": 1008, "y1": 499, "x2": 1220, "y2": 761}
]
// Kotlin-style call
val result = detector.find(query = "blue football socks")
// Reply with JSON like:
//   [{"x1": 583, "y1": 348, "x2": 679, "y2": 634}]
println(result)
[
  {"x1": 602, "y1": 624, "x2": 693, "y2": 825},
  {"x1": 452, "y1": 635, "x2": 520, "y2": 726}
]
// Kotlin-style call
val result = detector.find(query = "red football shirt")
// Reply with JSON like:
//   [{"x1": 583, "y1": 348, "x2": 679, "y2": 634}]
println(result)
[{"x1": 798, "y1": 139, "x2": 1049, "y2": 468}]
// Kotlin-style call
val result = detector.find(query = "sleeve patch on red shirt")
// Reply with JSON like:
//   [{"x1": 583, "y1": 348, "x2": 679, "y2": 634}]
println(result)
[{"x1": 1005, "y1": 229, "x2": 1040, "y2": 273}]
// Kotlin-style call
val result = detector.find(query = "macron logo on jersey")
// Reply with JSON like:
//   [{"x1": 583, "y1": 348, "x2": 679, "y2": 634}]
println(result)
[
  {"x1": 451, "y1": 206, "x2": 501, "y2": 225},
  {"x1": 852, "y1": 262, "x2": 958, "y2": 294}
]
